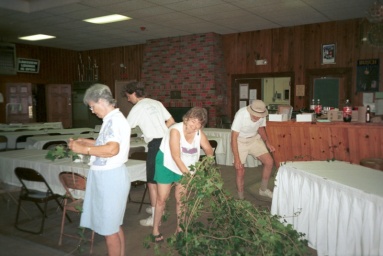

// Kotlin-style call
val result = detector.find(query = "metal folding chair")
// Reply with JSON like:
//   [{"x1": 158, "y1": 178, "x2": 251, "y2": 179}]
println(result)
[{"x1": 14, "y1": 167, "x2": 69, "y2": 234}]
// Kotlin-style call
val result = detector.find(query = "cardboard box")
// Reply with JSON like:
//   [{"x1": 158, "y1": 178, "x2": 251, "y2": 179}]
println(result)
[
  {"x1": 296, "y1": 113, "x2": 315, "y2": 122},
  {"x1": 268, "y1": 114, "x2": 287, "y2": 122},
  {"x1": 351, "y1": 110, "x2": 359, "y2": 122},
  {"x1": 328, "y1": 110, "x2": 359, "y2": 122},
  {"x1": 358, "y1": 106, "x2": 367, "y2": 122},
  {"x1": 328, "y1": 110, "x2": 343, "y2": 121}
]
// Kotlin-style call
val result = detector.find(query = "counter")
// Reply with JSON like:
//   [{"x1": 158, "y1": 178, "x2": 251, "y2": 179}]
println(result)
[{"x1": 265, "y1": 121, "x2": 383, "y2": 166}]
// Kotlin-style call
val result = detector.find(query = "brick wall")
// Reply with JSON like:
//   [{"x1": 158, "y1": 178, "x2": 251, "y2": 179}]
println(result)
[{"x1": 142, "y1": 32, "x2": 227, "y2": 127}]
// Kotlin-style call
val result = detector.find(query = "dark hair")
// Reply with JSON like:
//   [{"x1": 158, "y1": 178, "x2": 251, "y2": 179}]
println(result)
[
  {"x1": 83, "y1": 83, "x2": 116, "y2": 106},
  {"x1": 183, "y1": 107, "x2": 208, "y2": 127},
  {"x1": 122, "y1": 81, "x2": 145, "y2": 98}
]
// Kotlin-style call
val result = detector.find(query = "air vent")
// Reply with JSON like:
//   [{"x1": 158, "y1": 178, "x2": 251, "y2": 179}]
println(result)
[{"x1": 0, "y1": 42, "x2": 17, "y2": 75}]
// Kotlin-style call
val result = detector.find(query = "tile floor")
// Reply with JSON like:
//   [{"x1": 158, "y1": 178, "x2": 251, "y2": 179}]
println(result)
[{"x1": 0, "y1": 164, "x2": 310, "y2": 256}]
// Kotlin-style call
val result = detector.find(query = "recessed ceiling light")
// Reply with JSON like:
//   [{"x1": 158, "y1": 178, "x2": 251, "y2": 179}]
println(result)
[
  {"x1": 19, "y1": 34, "x2": 56, "y2": 41},
  {"x1": 84, "y1": 14, "x2": 131, "y2": 24}
]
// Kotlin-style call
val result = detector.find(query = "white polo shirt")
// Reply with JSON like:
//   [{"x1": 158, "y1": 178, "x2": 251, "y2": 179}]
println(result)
[{"x1": 231, "y1": 107, "x2": 266, "y2": 139}]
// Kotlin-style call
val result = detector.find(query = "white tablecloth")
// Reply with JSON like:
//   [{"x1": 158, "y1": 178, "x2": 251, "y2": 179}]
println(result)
[
  {"x1": 0, "y1": 122, "x2": 63, "y2": 132},
  {"x1": 203, "y1": 128, "x2": 260, "y2": 167},
  {"x1": 0, "y1": 149, "x2": 146, "y2": 197},
  {"x1": 271, "y1": 161, "x2": 383, "y2": 256},
  {"x1": 25, "y1": 134, "x2": 98, "y2": 149},
  {"x1": 0, "y1": 128, "x2": 95, "y2": 149}
]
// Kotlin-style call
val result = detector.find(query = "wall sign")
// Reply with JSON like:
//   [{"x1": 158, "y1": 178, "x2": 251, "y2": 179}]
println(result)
[
  {"x1": 17, "y1": 58, "x2": 40, "y2": 73},
  {"x1": 356, "y1": 59, "x2": 379, "y2": 92}
]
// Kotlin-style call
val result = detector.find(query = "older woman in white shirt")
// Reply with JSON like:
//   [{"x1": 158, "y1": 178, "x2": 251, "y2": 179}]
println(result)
[{"x1": 68, "y1": 83, "x2": 131, "y2": 256}]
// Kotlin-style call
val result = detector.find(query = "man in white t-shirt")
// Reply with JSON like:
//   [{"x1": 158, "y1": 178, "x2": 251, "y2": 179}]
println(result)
[
  {"x1": 231, "y1": 100, "x2": 275, "y2": 200},
  {"x1": 123, "y1": 81, "x2": 175, "y2": 226}
]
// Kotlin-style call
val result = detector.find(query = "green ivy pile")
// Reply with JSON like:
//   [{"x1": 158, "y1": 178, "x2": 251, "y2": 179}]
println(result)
[
  {"x1": 45, "y1": 145, "x2": 79, "y2": 161},
  {"x1": 146, "y1": 156, "x2": 310, "y2": 256}
]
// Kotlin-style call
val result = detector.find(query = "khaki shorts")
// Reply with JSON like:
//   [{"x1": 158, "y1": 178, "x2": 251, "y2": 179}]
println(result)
[{"x1": 237, "y1": 136, "x2": 268, "y2": 164}]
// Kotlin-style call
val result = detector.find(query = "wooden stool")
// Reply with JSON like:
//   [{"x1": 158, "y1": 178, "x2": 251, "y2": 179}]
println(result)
[{"x1": 360, "y1": 158, "x2": 383, "y2": 171}]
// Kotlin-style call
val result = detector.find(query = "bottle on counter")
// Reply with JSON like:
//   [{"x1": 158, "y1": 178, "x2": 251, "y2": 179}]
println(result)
[
  {"x1": 315, "y1": 99, "x2": 322, "y2": 117},
  {"x1": 310, "y1": 99, "x2": 315, "y2": 112},
  {"x1": 343, "y1": 99, "x2": 352, "y2": 122},
  {"x1": 366, "y1": 105, "x2": 371, "y2": 123}
]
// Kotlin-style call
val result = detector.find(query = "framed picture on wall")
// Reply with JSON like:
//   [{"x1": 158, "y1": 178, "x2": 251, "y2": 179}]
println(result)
[{"x1": 322, "y1": 43, "x2": 336, "y2": 64}]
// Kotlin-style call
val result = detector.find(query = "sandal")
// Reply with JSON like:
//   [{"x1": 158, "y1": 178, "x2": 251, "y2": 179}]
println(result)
[{"x1": 151, "y1": 233, "x2": 164, "y2": 243}]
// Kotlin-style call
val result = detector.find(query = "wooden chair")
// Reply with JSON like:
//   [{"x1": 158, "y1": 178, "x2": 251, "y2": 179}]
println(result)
[
  {"x1": 200, "y1": 139, "x2": 218, "y2": 164},
  {"x1": 42, "y1": 140, "x2": 68, "y2": 150},
  {"x1": 14, "y1": 167, "x2": 69, "y2": 234},
  {"x1": 58, "y1": 172, "x2": 94, "y2": 254},
  {"x1": 129, "y1": 151, "x2": 149, "y2": 213}
]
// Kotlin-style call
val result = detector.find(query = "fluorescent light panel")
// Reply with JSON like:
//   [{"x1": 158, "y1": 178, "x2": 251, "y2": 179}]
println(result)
[
  {"x1": 19, "y1": 34, "x2": 55, "y2": 41},
  {"x1": 84, "y1": 14, "x2": 131, "y2": 24}
]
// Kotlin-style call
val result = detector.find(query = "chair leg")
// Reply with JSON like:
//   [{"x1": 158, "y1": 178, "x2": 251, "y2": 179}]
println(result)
[
  {"x1": 37, "y1": 202, "x2": 49, "y2": 234},
  {"x1": 138, "y1": 185, "x2": 148, "y2": 213},
  {"x1": 58, "y1": 206, "x2": 67, "y2": 246},
  {"x1": 7, "y1": 192, "x2": 31, "y2": 219},
  {"x1": 14, "y1": 198, "x2": 23, "y2": 231},
  {"x1": 15, "y1": 201, "x2": 47, "y2": 234},
  {"x1": 54, "y1": 197, "x2": 72, "y2": 223},
  {"x1": 90, "y1": 231, "x2": 95, "y2": 254}
]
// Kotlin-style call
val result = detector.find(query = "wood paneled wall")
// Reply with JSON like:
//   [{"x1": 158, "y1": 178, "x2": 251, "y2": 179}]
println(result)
[
  {"x1": 0, "y1": 44, "x2": 78, "y2": 123},
  {"x1": 222, "y1": 18, "x2": 383, "y2": 117},
  {"x1": 0, "y1": 44, "x2": 144, "y2": 123},
  {"x1": 79, "y1": 44, "x2": 144, "y2": 95},
  {"x1": 1, "y1": 18, "x2": 383, "y2": 124}
]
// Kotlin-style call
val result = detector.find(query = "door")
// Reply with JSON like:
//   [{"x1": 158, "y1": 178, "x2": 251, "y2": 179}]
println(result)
[
  {"x1": 6, "y1": 83, "x2": 34, "y2": 124},
  {"x1": 231, "y1": 78, "x2": 262, "y2": 115},
  {"x1": 45, "y1": 84, "x2": 72, "y2": 128}
]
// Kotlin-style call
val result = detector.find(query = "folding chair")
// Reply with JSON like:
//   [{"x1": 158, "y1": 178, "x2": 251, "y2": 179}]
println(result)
[
  {"x1": 129, "y1": 151, "x2": 149, "y2": 213},
  {"x1": 14, "y1": 167, "x2": 70, "y2": 234},
  {"x1": 58, "y1": 172, "x2": 94, "y2": 254}
]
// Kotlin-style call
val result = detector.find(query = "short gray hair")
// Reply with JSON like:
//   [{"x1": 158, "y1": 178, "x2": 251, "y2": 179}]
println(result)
[{"x1": 83, "y1": 83, "x2": 116, "y2": 106}]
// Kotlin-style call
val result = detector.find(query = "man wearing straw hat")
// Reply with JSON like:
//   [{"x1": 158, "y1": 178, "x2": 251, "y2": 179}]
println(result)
[{"x1": 231, "y1": 99, "x2": 275, "y2": 200}]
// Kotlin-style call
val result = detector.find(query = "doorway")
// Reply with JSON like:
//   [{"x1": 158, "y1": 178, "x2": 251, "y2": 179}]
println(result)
[
  {"x1": 307, "y1": 68, "x2": 351, "y2": 109},
  {"x1": 231, "y1": 72, "x2": 294, "y2": 119}
]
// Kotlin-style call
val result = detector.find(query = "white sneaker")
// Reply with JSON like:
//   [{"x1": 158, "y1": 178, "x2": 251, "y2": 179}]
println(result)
[
  {"x1": 259, "y1": 189, "x2": 273, "y2": 199},
  {"x1": 146, "y1": 206, "x2": 152, "y2": 214},
  {"x1": 139, "y1": 216, "x2": 153, "y2": 227}
]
